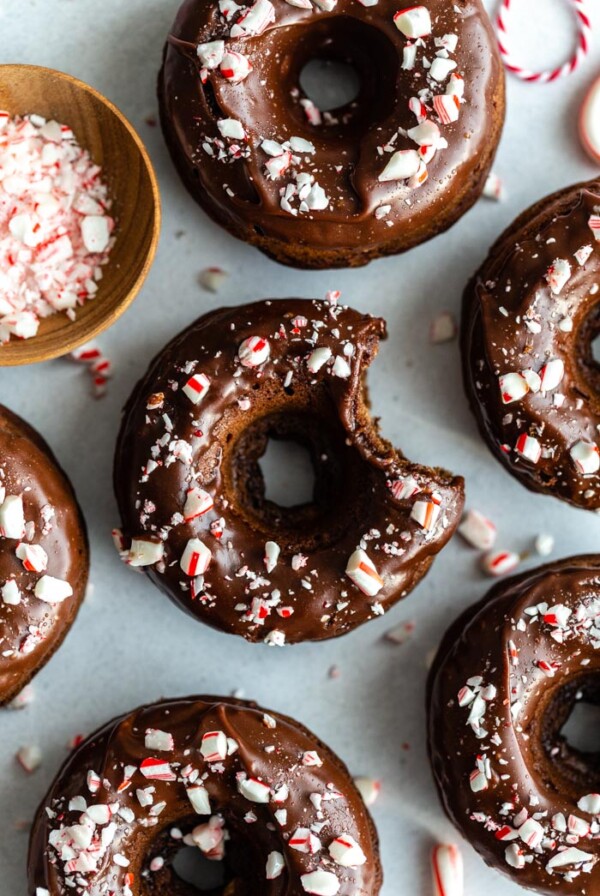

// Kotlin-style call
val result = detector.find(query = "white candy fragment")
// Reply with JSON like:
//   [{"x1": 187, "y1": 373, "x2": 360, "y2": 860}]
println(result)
[
  {"x1": 266, "y1": 851, "x2": 285, "y2": 879},
  {"x1": 81, "y1": 216, "x2": 110, "y2": 253},
  {"x1": 34, "y1": 576, "x2": 73, "y2": 604},
  {"x1": 16, "y1": 744, "x2": 42, "y2": 773},
  {"x1": 180, "y1": 538, "x2": 212, "y2": 576},
  {"x1": 0, "y1": 495, "x2": 25, "y2": 539},
  {"x1": 393, "y1": 5, "x2": 431, "y2": 38},
  {"x1": 378, "y1": 149, "x2": 421, "y2": 182},
  {"x1": 264, "y1": 541, "x2": 280, "y2": 573},
  {"x1": 346, "y1": 549, "x2": 384, "y2": 597},
  {"x1": 238, "y1": 335, "x2": 270, "y2": 367},
  {"x1": 128, "y1": 538, "x2": 164, "y2": 567},
  {"x1": 301, "y1": 869, "x2": 340, "y2": 895},
  {"x1": 197, "y1": 40, "x2": 225, "y2": 68},
  {"x1": 546, "y1": 259, "x2": 571, "y2": 295},
  {"x1": 238, "y1": 777, "x2": 271, "y2": 803},
  {"x1": 570, "y1": 440, "x2": 600, "y2": 475},
  {"x1": 187, "y1": 785, "x2": 211, "y2": 815},
  {"x1": 430, "y1": 311, "x2": 457, "y2": 343},
  {"x1": 328, "y1": 834, "x2": 367, "y2": 867},
  {"x1": 144, "y1": 729, "x2": 174, "y2": 752}
]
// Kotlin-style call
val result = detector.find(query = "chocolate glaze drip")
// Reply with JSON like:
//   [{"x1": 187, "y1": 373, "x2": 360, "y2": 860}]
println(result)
[
  {"x1": 158, "y1": 0, "x2": 504, "y2": 268},
  {"x1": 113, "y1": 299, "x2": 464, "y2": 643},
  {"x1": 28, "y1": 695, "x2": 382, "y2": 895},
  {"x1": 428, "y1": 555, "x2": 600, "y2": 895},
  {"x1": 462, "y1": 180, "x2": 600, "y2": 509},
  {"x1": 0, "y1": 406, "x2": 88, "y2": 705}
]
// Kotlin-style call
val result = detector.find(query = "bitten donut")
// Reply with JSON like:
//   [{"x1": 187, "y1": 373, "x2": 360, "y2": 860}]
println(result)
[
  {"x1": 462, "y1": 180, "x2": 600, "y2": 509},
  {"x1": 29, "y1": 695, "x2": 382, "y2": 895},
  {"x1": 114, "y1": 298, "x2": 464, "y2": 644},
  {"x1": 0, "y1": 406, "x2": 88, "y2": 704},
  {"x1": 428, "y1": 556, "x2": 600, "y2": 895},
  {"x1": 158, "y1": 0, "x2": 505, "y2": 268}
]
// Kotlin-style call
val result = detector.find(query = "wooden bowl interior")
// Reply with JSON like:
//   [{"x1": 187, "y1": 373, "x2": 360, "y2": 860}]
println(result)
[{"x1": 0, "y1": 65, "x2": 160, "y2": 365}]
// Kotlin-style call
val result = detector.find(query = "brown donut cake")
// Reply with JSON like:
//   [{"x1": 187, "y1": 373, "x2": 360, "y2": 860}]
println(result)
[
  {"x1": 158, "y1": 0, "x2": 505, "y2": 269},
  {"x1": 29, "y1": 695, "x2": 382, "y2": 895},
  {"x1": 428, "y1": 555, "x2": 600, "y2": 895},
  {"x1": 113, "y1": 298, "x2": 464, "y2": 644},
  {"x1": 0, "y1": 406, "x2": 89, "y2": 705},
  {"x1": 462, "y1": 179, "x2": 600, "y2": 509}
]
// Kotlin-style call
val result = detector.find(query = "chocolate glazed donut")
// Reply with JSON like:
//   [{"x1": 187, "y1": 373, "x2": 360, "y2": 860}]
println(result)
[
  {"x1": 29, "y1": 695, "x2": 382, "y2": 896},
  {"x1": 113, "y1": 298, "x2": 464, "y2": 644},
  {"x1": 0, "y1": 406, "x2": 89, "y2": 705},
  {"x1": 428, "y1": 555, "x2": 600, "y2": 895},
  {"x1": 462, "y1": 179, "x2": 600, "y2": 509},
  {"x1": 158, "y1": 0, "x2": 505, "y2": 269}
]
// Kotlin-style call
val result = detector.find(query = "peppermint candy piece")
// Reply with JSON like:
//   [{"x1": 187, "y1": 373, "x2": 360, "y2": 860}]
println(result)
[
  {"x1": 238, "y1": 335, "x2": 270, "y2": 367},
  {"x1": 432, "y1": 844, "x2": 463, "y2": 896},
  {"x1": 545, "y1": 258, "x2": 571, "y2": 295},
  {"x1": 230, "y1": 0, "x2": 275, "y2": 37},
  {"x1": 197, "y1": 40, "x2": 225, "y2": 69},
  {"x1": 201, "y1": 730, "x2": 228, "y2": 762},
  {"x1": 570, "y1": 440, "x2": 600, "y2": 475},
  {"x1": 184, "y1": 487, "x2": 213, "y2": 521},
  {"x1": 220, "y1": 51, "x2": 252, "y2": 83},
  {"x1": 481, "y1": 550, "x2": 520, "y2": 577},
  {"x1": 16, "y1": 543, "x2": 48, "y2": 573},
  {"x1": 183, "y1": 372, "x2": 210, "y2": 404},
  {"x1": 144, "y1": 729, "x2": 174, "y2": 752},
  {"x1": 539, "y1": 358, "x2": 564, "y2": 392},
  {"x1": 393, "y1": 5, "x2": 432, "y2": 38},
  {"x1": 328, "y1": 834, "x2": 367, "y2": 867},
  {"x1": 128, "y1": 538, "x2": 164, "y2": 567},
  {"x1": 578, "y1": 794, "x2": 600, "y2": 814},
  {"x1": 34, "y1": 576, "x2": 73, "y2": 604},
  {"x1": 515, "y1": 433, "x2": 541, "y2": 464},
  {"x1": 0, "y1": 494, "x2": 25, "y2": 539},
  {"x1": 346, "y1": 549, "x2": 384, "y2": 597},
  {"x1": 180, "y1": 538, "x2": 212, "y2": 576},
  {"x1": 378, "y1": 149, "x2": 421, "y2": 182},
  {"x1": 499, "y1": 371, "x2": 528, "y2": 404},
  {"x1": 301, "y1": 870, "x2": 340, "y2": 895},
  {"x1": 140, "y1": 758, "x2": 177, "y2": 781},
  {"x1": 187, "y1": 784, "x2": 211, "y2": 814},
  {"x1": 458, "y1": 509, "x2": 496, "y2": 551},
  {"x1": 266, "y1": 851, "x2": 285, "y2": 879},
  {"x1": 238, "y1": 776, "x2": 271, "y2": 803},
  {"x1": 589, "y1": 214, "x2": 600, "y2": 241}
]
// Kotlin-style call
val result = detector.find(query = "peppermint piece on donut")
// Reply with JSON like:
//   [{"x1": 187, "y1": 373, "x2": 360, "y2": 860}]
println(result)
[
  {"x1": 238, "y1": 335, "x2": 270, "y2": 367},
  {"x1": 393, "y1": 6, "x2": 431, "y2": 38},
  {"x1": 230, "y1": 0, "x2": 275, "y2": 37},
  {"x1": 186, "y1": 784, "x2": 211, "y2": 814},
  {"x1": 301, "y1": 869, "x2": 340, "y2": 895},
  {"x1": 518, "y1": 817, "x2": 544, "y2": 848},
  {"x1": 183, "y1": 372, "x2": 210, "y2": 404},
  {"x1": 144, "y1": 729, "x2": 174, "y2": 752},
  {"x1": 307, "y1": 346, "x2": 332, "y2": 373},
  {"x1": 218, "y1": 119, "x2": 246, "y2": 140},
  {"x1": 265, "y1": 152, "x2": 292, "y2": 179},
  {"x1": 505, "y1": 844, "x2": 525, "y2": 869},
  {"x1": 197, "y1": 40, "x2": 225, "y2": 68},
  {"x1": 458, "y1": 509, "x2": 497, "y2": 551},
  {"x1": 433, "y1": 94, "x2": 460, "y2": 124},
  {"x1": 546, "y1": 846, "x2": 594, "y2": 872},
  {"x1": 140, "y1": 758, "x2": 177, "y2": 781},
  {"x1": 238, "y1": 776, "x2": 271, "y2": 802},
  {"x1": 264, "y1": 541, "x2": 280, "y2": 573},
  {"x1": 34, "y1": 575, "x2": 73, "y2": 604},
  {"x1": 0, "y1": 494, "x2": 25, "y2": 539},
  {"x1": 389, "y1": 476, "x2": 420, "y2": 500},
  {"x1": 431, "y1": 844, "x2": 463, "y2": 896},
  {"x1": 345, "y1": 549, "x2": 384, "y2": 597},
  {"x1": 220, "y1": 51, "x2": 252, "y2": 83},
  {"x1": 128, "y1": 538, "x2": 164, "y2": 567},
  {"x1": 302, "y1": 750, "x2": 322, "y2": 766},
  {"x1": 545, "y1": 259, "x2": 571, "y2": 295},
  {"x1": 290, "y1": 827, "x2": 321, "y2": 854},
  {"x1": 499, "y1": 372, "x2": 529, "y2": 404},
  {"x1": 266, "y1": 851, "x2": 285, "y2": 879},
  {"x1": 87, "y1": 770, "x2": 101, "y2": 793},
  {"x1": 313, "y1": 0, "x2": 337, "y2": 9},
  {"x1": 184, "y1": 487, "x2": 214, "y2": 521},
  {"x1": 570, "y1": 440, "x2": 600, "y2": 475},
  {"x1": 407, "y1": 120, "x2": 441, "y2": 147},
  {"x1": 180, "y1": 538, "x2": 212, "y2": 576},
  {"x1": 332, "y1": 356, "x2": 351, "y2": 378},
  {"x1": 481, "y1": 550, "x2": 520, "y2": 577},
  {"x1": 329, "y1": 834, "x2": 367, "y2": 867},
  {"x1": 515, "y1": 433, "x2": 541, "y2": 464},
  {"x1": 201, "y1": 730, "x2": 228, "y2": 762},
  {"x1": 578, "y1": 794, "x2": 600, "y2": 814},
  {"x1": 430, "y1": 57, "x2": 457, "y2": 82},
  {"x1": 2, "y1": 580, "x2": 21, "y2": 605},
  {"x1": 411, "y1": 499, "x2": 441, "y2": 530},
  {"x1": 378, "y1": 149, "x2": 421, "y2": 182},
  {"x1": 16, "y1": 543, "x2": 48, "y2": 573},
  {"x1": 589, "y1": 214, "x2": 600, "y2": 240},
  {"x1": 539, "y1": 358, "x2": 564, "y2": 392},
  {"x1": 575, "y1": 244, "x2": 593, "y2": 266}
]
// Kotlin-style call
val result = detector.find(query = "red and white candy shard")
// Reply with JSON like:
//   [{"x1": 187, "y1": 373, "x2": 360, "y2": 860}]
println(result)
[
  {"x1": 180, "y1": 538, "x2": 212, "y2": 576},
  {"x1": 432, "y1": 844, "x2": 463, "y2": 896},
  {"x1": 140, "y1": 758, "x2": 177, "y2": 781},
  {"x1": 264, "y1": 540, "x2": 280, "y2": 573},
  {"x1": 238, "y1": 335, "x2": 270, "y2": 367},
  {"x1": 545, "y1": 259, "x2": 571, "y2": 295},
  {"x1": 128, "y1": 538, "x2": 164, "y2": 567},
  {"x1": 183, "y1": 372, "x2": 211, "y2": 404},
  {"x1": 144, "y1": 729, "x2": 174, "y2": 752},
  {"x1": 481, "y1": 550, "x2": 520, "y2": 577},
  {"x1": 16, "y1": 744, "x2": 42, "y2": 773},
  {"x1": 16, "y1": 542, "x2": 48, "y2": 572},
  {"x1": 184, "y1": 487, "x2": 213, "y2": 521},
  {"x1": 353, "y1": 776, "x2": 380, "y2": 806},
  {"x1": 589, "y1": 214, "x2": 600, "y2": 241},
  {"x1": 199, "y1": 267, "x2": 229, "y2": 292},
  {"x1": 393, "y1": 5, "x2": 432, "y2": 38},
  {"x1": 345, "y1": 549, "x2": 384, "y2": 597},
  {"x1": 499, "y1": 371, "x2": 528, "y2": 404},
  {"x1": 34, "y1": 575, "x2": 73, "y2": 604},
  {"x1": 2, "y1": 579, "x2": 21, "y2": 605},
  {"x1": 458, "y1": 509, "x2": 496, "y2": 551},
  {"x1": 328, "y1": 834, "x2": 367, "y2": 867},
  {"x1": 230, "y1": 0, "x2": 275, "y2": 37},
  {"x1": 570, "y1": 440, "x2": 600, "y2": 475},
  {"x1": 238, "y1": 777, "x2": 271, "y2": 803},
  {"x1": 300, "y1": 869, "x2": 340, "y2": 895},
  {"x1": 578, "y1": 794, "x2": 600, "y2": 814},
  {"x1": 378, "y1": 149, "x2": 421, "y2": 182},
  {"x1": 410, "y1": 499, "x2": 440, "y2": 530},
  {"x1": 220, "y1": 51, "x2": 253, "y2": 83},
  {"x1": 266, "y1": 851, "x2": 285, "y2": 880},
  {"x1": 433, "y1": 94, "x2": 460, "y2": 124},
  {"x1": 201, "y1": 730, "x2": 228, "y2": 762},
  {"x1": 197, "y1": 40, "x2": 225, "y2": 69},
  {"x1": 515, "y1": 433, "x2": 541, "y2": 464},
  {"x1": 187, "y1": 784, "x2": 211, "y2": 814},
  {"x1": 539, "y1": 359, "x2": 564, "y2": 392}
]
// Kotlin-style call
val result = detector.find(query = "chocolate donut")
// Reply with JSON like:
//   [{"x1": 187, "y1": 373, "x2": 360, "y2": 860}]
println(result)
[
  {"x1": 428, "y1": 555, "x2": 600, "y2": 895},
  {"x1": 0, "y1": 406, "x2": 88, "y2": 705},
  {"x1": 158, "y1": 0, "x2": 505, "y2": 269},
  {"x1": 29, "y1": 695, "x2": 382, "y2": 895},
  {"x1": 462, "y1": 179, "x2": 600, "y2": 509},
  {"x1": 114, "y1": 298, "x2": 464, "y2": 644}
]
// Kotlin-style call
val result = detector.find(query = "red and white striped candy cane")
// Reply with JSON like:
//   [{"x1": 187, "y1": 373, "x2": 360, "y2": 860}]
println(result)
[
  {"x1": 432, "y1": 844, "x2": 463, "y2": 896},
  {"x1": 496, "y1": 0, "x2": 592, "y2": 83}
]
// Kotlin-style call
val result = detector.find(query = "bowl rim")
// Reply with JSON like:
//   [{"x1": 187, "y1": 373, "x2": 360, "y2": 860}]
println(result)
[{"x1": 0, "y1": 63, "x2": 162, "y2": 367}]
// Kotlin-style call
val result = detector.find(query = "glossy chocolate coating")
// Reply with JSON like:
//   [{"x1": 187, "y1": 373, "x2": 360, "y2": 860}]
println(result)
[
  {"x1": 29, "y1": 695, "x2": 382, "y2": 895},
  {"x1": 114, "y1": 299, "x2": 464, "y2": 644},
  {"x1": 462, "y1": 180, "x2": 600, "y2": 509},
  {"x1": 428, "y1": 555, "x2": 600, "y2": 895},
  {"x1": 0, "y1": 406, "x2": 88, "y2": 705},
  {"x1": 158, "y1": 0, "x2": 504, "y2": 268}
]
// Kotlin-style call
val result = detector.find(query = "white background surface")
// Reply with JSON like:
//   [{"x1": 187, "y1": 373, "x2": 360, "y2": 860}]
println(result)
[{"x1": 1, "y1": 0, "x2": 600, "y2": 893}]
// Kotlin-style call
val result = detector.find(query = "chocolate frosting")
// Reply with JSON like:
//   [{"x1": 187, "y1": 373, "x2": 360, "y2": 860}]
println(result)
[
  {"x1": 28, "y1": 695, "x2": 382, "y2": 895},
  {"x1": 428, "y1": 555, "x2": 600, "y2": 895},
  {"x1": 158, "y1": 0, "x2": 504, "y2": 267},
  {"x1": 0, "y1": 406, "x2": 89, "y2": 705},
  {"x1": 462, "y1": 180, "x2": 600, "y2": 509},
  {"x1": 113, "y1": 298, "x2": 464, "y2": 644}
]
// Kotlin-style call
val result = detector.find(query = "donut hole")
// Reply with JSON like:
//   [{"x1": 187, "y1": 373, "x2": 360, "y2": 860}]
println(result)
[
  {"x1": 172, "y1": 847, "x2": 226, "y2": 891},
  {"x1": 537, "y1": 674, "x2": 600, "y2": 792},
  {"x1": 260, "y1": 437, "x2": 316, "y2": 507},
  {"x1": 299, "y1": 58, "x2": 361, "y2": 113}
]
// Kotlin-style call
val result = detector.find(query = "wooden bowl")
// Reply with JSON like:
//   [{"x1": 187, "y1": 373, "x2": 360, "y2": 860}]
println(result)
[{"x1": 0, "y1": 64, "x2": 161, "y2": 366}]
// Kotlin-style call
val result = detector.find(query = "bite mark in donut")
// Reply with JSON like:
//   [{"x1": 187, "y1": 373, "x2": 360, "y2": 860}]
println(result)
[
  {"x1": 428, "y1": 555, "x2": 600, "y2": 895},
  {"x1": 114, "y1": 298, "x2": 464, "y2": 644}
]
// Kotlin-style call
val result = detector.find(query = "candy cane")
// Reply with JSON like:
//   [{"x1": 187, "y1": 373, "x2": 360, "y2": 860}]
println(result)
[
  {"x1": 496, "y1": 0, "x2": 592, "y2": 83},
  {"x1": 432, "y1": 844, "x2": 463, "y2": 896}
]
